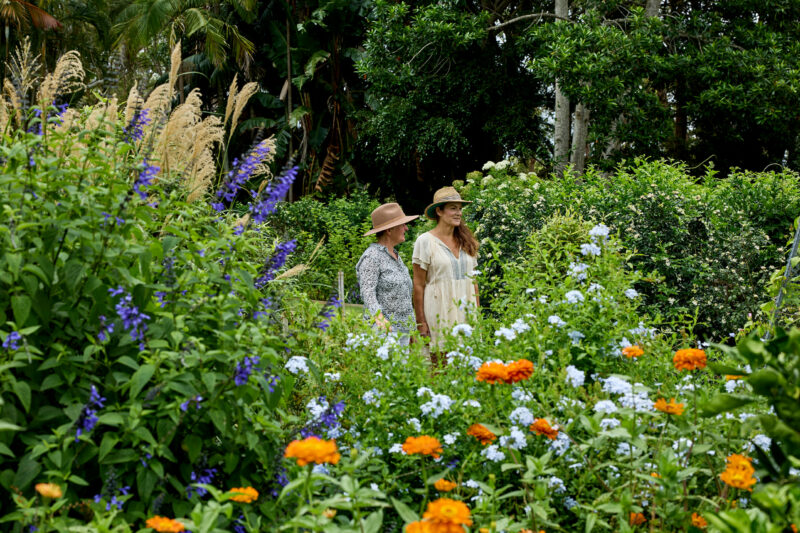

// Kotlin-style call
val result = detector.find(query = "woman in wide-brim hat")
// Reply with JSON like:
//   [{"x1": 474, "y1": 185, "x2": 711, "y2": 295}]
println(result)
[
  {"x1": 412, "y1": 186, "x2": 480, "y2": 364},
  {"x1": 356, "y1": 203, "x2": 419, "y2": 341}
]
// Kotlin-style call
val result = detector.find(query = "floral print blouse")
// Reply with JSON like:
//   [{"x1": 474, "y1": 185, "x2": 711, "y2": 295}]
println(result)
[{"x1": 356, "y1": 243, "x2": 415, "y2": 333}]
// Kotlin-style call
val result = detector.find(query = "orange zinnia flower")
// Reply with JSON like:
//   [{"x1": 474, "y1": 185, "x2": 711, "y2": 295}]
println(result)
[
  {"x1": 505, "y1": 359, "x2": 534, "y2": 383},
  {"x1": 475, "y1": 362, "x2": 509, "y2": 384},
  {"x1": 466, "y1": 423, "x2": 497, "y2": 445},
  {"x1": 654, "y1": 397, "x2": 685, "y2": 416},
  {"x1": 405, "y1": 521, "x2": 433, "y2": 533},
  {"x1": 35, "y1": 483, "x2": 63, "y2": 499},
  {"x1": 691, "y1": 512, "x2": 707, "y2": 528},
  {"x1": 422, "y1": 498, "x2": 473, "y2": 531},
  {"x1": 629, "y1": 512, "x2": 646, "y2": 526},
  {"x1": 622, "y1": 345, "x2": 644, "y2": 358},
  {"x1": 673, "y1": 348, "x2": 707, "y2": 371},
  {"x1": 530, "y1": 418, "x2": 559, "y2": 440},
  {"x1": 725, "y1": 375, "x2": 743, "y2": 381},
  {"x1": 402, "y1": 436, "x2": 443, "y2": 458},
  {"x1": 434, "y1": 478, "x2": 458, "y2": 492},
  {"x1": 228, "y1": 486, "x2": 258, "y2": 503},
  {"x1": 719, "y1": 454, "x2": 757, "y2": 491},
  {"x1": 284, "y1": 436, "x2": 341, "y2": 466},
  {"x1": 145, "y1": 516, "x2": 186, "y2": 533}
]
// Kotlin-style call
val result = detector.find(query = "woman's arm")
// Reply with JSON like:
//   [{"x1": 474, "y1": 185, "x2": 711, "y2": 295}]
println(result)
[
  {"x1": 412, "y1": 264, "x2": 429, "y2": 337},
  {"x1": 474, "y1": 283, "x2": 480, "y2": 308}
]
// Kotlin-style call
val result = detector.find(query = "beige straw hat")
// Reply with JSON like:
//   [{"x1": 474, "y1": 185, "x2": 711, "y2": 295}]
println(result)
[
  {"x1": 424, "y1": 186, "x2": 472, "y2": 220},
  {"x1": 364, "y1": 203, "x2": 419, "y2": 236}
]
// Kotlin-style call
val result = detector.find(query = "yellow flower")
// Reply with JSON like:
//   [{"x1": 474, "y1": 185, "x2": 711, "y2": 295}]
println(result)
[
  {"x1": 227, "y1": 486, "x2": 258, "y2": 503},
  {"x1": 323, "y1": 509, "x2": 337, "y2": 519},
  {"x1": 475, "y1": 362, "x2": 509, "y2": 384},
  {"x1": 402, "y1": 436, "x2": 443, "y2": 459},
  {"x1": 622, "y1": 345, "x2": 644, "y2": 358},
  {"x1": 654, "y1": 397, "x2": 685, "y2": 416},
  {"x1": 35, "y1": 483, "x2": 63, "y2": 499},
  {"x1": 284, "y1": 436, "x2": 341, "y2": 466},
  {"x1": 629, "y1": 512, "x2": 646, "y2": 526},
  {"x1": 505, "y1": 359, "x2": 534, "y2": 383},
  {"x1": 422, "y1": 498, "x2": 473, "y2": 532},
  {"x1": 530, "y1": 418, "x2": 559, "y2": 440},
  {"x1": 434, "y1": 479, "x2": 458, "y2": 492},
  {"x1": 691, "y1": 512, "x2": 707, "y2": 528},
  {"x1": 466, "y1": 423, "x2": 497, "y2": 445},
  {"x1": 673, "y1": 348, "x2": 707, "y2": 371},
  {"x1": 720, "y1": 454, "x2": 757, "y2": 491},
  {"x1": 145, "y1": 516, "x2": 186, "y2": 533}
]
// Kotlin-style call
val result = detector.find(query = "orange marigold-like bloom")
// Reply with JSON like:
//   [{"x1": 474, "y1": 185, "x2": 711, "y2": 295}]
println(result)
[
  {"x1": 284, "y1": 436, "x2": 341, "y2": 466},
  {"x1": 475, "y1": 362, "x2": 509, "y2": 384},
  {"x1": 673, "y1": 348, "x2": 707, "y2": 371},
  {"x1": 725, "y1": 375, "x2": 743, "y2": 381},
  {"x1": 719, "y1": 454, "x2": 757, "y2": 491},
  {"x1": 35, "y1": 483, "x2": 63, "y2": 499},
  {"x1": 228, "y1": 486, "x2": 258, "y2": 503},
  {"x1": 405, "y1": 521, "x2": 433, "y2": 533},
  {"x1": 505, "y1": 359, "x2": 534, "y2": 383},
  {"x1": 434, "y1": 479, "x2": 458, "y2": 492},
  {"x1": 691, "y1": 512, "x2": 707, "y2": 528},
  {"x1": 423, "y1": 498, "x2": 473, "y2": 532},
  {"x1": 622, "y1": 345, "x2": 644, "y2": 358},
  {"x1": 466, "y1": 424, "x2": 497, "y2": 445},
  {"x1": 629, "y1": 512, "x2": 646, "y2": 526},
  {"x1": 530, "y1": 418, "x2": 559, "y2": 440},
  {"x1": 402, "y1": 436, "x2": 443, "y2": 459},
  {"x1": 654, "y1": 397, "x2": 685, "y2": 416},
  {"x1": 145, "y1": 516, "x2": 186, "y2": 533},
  {"x1": 791, "y1": 524, "x2": 797, "y2": 533}
]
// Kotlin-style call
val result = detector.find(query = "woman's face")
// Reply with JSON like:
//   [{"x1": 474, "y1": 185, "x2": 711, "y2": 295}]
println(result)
[
  {"x1": 436, "y1": 202, "x2": 463, "y2": 227},
  {"x1": 387, "y1": 223, "x2": 408, "y2": 245}
]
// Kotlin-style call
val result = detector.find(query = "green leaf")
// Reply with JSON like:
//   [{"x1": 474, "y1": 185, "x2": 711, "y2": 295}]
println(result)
[
  {"x1": 0, "y1": 421, "x2": 24, "y2": 431},
  {"x1": 209, "y1": 409, "x2": 227, "y2": 433},
  {"x1": 391, "y1": 497, "x2": 419, "y2": 523},
  {"x1": 40, "y1": 374, "x2": 64, "y2": 391},
  {"x1": 129, "y1": 364, "x2": 155, "y2": 399},
  {"x1": 99, "y1": 433, "x2": 119, "y2": 462},
  {"x1": 707, "y1": 362, "x2": 748, "y2": 376},
  {"x1": 0, "y1": 443, "x2": 14, "y2": 457},
  {"x1": 12, "y1": 381, "x2": 31, "y2": 413},
  {"x1": 13, "y1": 457, "x2": 41, "y2": 490},
  {"x1": 63, "y1": 260, "x2": 85, "y2": 290},
  {"x1": 11, "y1": 295, "x2": 31, "y2": 326},
  {"x1": 596, "y1": 502, "x2": 622, "y2": 514},
  {"x1": 183, "y1": 434, "x2": 203, "y2": 463},
  {"x1": 6, "y1": 253, "x2": 21, "y2": 279},
  {"x1": 700, "y1": 394, "x2": 754, "y2": 417},
  {"x1": 363, "y1": 510, "x2": 383, "y2": 533}
]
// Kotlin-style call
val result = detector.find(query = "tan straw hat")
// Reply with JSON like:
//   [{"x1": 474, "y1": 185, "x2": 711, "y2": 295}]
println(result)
[
  {"x1": 424, "y1": 186, "x2": 472, "y2": 220},
  {"x1": 364, "y1": 203, "x2": 419, "y2": 236}
]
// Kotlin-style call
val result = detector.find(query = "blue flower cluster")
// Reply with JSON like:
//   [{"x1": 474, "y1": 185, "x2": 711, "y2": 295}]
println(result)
[
  {"x1": 97, "y1": 315, "x2": 115, "y2": 342},
  {"x1": 187, "y1": 467, "x2": 217, "y2": 498},
  {"x1": 301, "y1": 396, "x2": 345, "y2": 439},
  {"x1": 248, "y1": 162, "x2": 299, "y2": 224},
  {"x1": 3, "y1": 330, "x2": 21, "y2": 350},
  {"x1": 133, "y1": 159, "x2": 160, "y2": 201},
  {"x1": 27, "y1": 103, "x2": 68, "y2": 135},
  {"x1": 255, "y1": 240, "x2": 297, "y2": 288},
  {"x1": 122, "y1": 109, "x2": 151, "y2": 144},
  {"x1": 94, "y1": 485, "x2": 130, "y2": 511},
  {"x1": 75, "y1": 385, "x2": 106, "y2": 441},
  {"x1": 212, "y1": 142, "x2": 272, "y2": 211},
  {"x1": 109, "y1": 286, "x2": 150, "y2": 349},
  {"x1": 316, "y1": 295, "x2": 342, "y2": 331},
  {"x1": 180, "y1": 395, "x2": 203, "y2": 412},
  {"x1": 234, "y1": 356, "x2": 260, "y2": 386},
  {"x1": 253, "y1": 297, "x2": 273, "y2": 319}
]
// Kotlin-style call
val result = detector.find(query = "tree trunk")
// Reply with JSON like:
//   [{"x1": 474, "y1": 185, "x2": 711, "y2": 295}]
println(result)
[
  {"x1": 553, "y1": 0, "x2": 570, "y2": 176},
  {"x1": 570, "y1": 102, "x2": 589, "y2": 174}
]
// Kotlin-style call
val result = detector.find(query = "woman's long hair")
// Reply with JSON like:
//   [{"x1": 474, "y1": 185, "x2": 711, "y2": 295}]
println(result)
[{"x1": 432, "y1": 211, "x2": 480, "y2": 257}]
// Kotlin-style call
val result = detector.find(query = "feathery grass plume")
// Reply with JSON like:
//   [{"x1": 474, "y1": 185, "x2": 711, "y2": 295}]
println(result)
[
  {"x1": 184, "y1": 115, "x2": 224, "y2": 202},
  {"x1": 156, "y1": 88, "x2": 203, "y2": 176},
  {"x1": 5, "y1": 38, "x2": 40, "y2": 119},
  {"x1": 85, "y1": 98, "x2": 118, "y2": 133},
  {"x1": 0, "y1": 95, "x2": 8, "y2": 133},
  {"x1": 223, "y1": 74, "x2": 238, "y2": 129},
  {"x1": 227, "y1": 81, "x2": 259, "y2": 144},
  {"x1": 168, "y1": 41, "x2": 182, "y2": 96},
  {"x1": 186, "y1": 149, "x2": 216, "y2": 203},
  {"x1": 142, "y1": 84, "x2": 172, "y2": 124},
  {"x1": 124, "y1": 85, "x2": 144, "y2": 125},
  {"x1": 37, "y1": 50, "x2": 85, "y2": 106}
]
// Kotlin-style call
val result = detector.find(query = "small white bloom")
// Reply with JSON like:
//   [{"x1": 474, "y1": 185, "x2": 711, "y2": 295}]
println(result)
[
  {"x1": 499, "y1": 426, "x2": 527, "y2": 450},
  {"x1": 324, "y1": 372, "x2": 340, "y2": 382},
  {"x1": 420, "y1": 394, "x2": 455, "y2": 418},
  {"x1": 602, "y1": 376, "x2": 632, "y2": 395},
  {"x1": 725, "y1": 379, "x2": 743, "y2": 393},
  {"x1": 482, "y1": 161, "x2": 496, "y2": 170},
  {"x1": 463, "y1": 479, "x2": 480, "y2": 489},
  {"x1": 548, "y1": 476, "x2": 566, "y2": 493},
  {"x1": 416, "y1": 387, "x2": 433, "y2": 397},
  {"x1": 443, "y1": 433, "x2": 459, "y2": 445},
  {"x1": 752, "y1": 434, "x2": 771, "y2": 450},
  {"x1": 624, "y1": 288, "x2": 639, "y2": 299},
  {"x1": 580, "y1": 243, "x2": 602, "y2": 256},
  {"x1": 525, "y1": 288, "x2": 536, "y2": 294},
  {"x1": 565, "y1": 365, "x2": 585, "y2": 388},
  {"x1": 362, "y1": 388, "x2": 382, "y2": 407},
  {"x1": 539, "y1": 295, "x2": 548, "y2": 304},
  {"x1": 548, "y1": 315, "x2": 566, "y2": 328},
  {"x1": 600, "y1": 418, "x2": 621, "y2": 430},
  {"x1": 509, "y1": 406, "x2": 535, "y2": 426},
  {"x1": 568, "y1": 330, "x2": 585, "y2": 345},
  {"x1": 565, "y1": 290, "x2": 585, "y2": 304},
  {"x1": 376, "y1": 344, "x2": 390, "y2": 361},
  {"x1": 452, "y1": 323, "x2": 473, "y2": 337},
  {"x1": 312, "y1": 465, "x2": 329, "y2": 474},
  {"x1": 588, "y1": 283, "x2": 604, "y2": 293},
  {"x1": 549, "y1": 432, "x2": 571, "y2": 456},
  {"x1": 285, "y1": 356, "x2": 309, "y2": 374},
  {"x1": 564, "y1": 496, "x2": 578, "y2": 509},
  {"x1": 407, "y1": 417, "x2": 421, "y2": 431},
  {"x1": 480, "y1": 444, "x2": 506, "y2": 462},
  {"x1": 512, "y1": 388, "x2": 534, "y2": 403},
  {"x1": 494, "y1": 327, "x2": 517, "y2": 341},
  {"x1": 389, "y1": 443, "x2": 405, "y2": 454},
  {"x1": 589, "y1": 223, "x2": 610, "y2": 239},
  {"x1": 463, "y1": 399, "x2": 481, "y2": 408},
  {"x1": 306, "y1": 397, "x2": 329, "y2": 420},
  {"x1": 594, "y1": 400, "x2": 618, "y2": 414},
  {"x1": 510, "y1": 318, "x2": 530, "y2": 334}
]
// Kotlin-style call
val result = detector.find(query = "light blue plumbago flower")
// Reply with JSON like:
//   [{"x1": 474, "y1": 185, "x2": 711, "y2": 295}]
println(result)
[
  {"x1": 624, "y1": 288, "x2": 639, "y2": 299},
  {"x1": 565, "y1": 290, "x2": 584, "y2": 304},
  {"x1": 580, "y1": 243, "x2": 602, "y2": 256}
]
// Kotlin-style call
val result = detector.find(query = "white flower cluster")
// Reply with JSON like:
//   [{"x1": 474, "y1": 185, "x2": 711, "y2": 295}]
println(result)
[
  {"x1": 499, "y1": 426, "x2": 527, "y2": 450},
  {"x1": 512, "y1": 388, "x2": 534, "y2": 403},
  {"x1": 568, "y1": 262, "x2": 589, "y2": 282},
  {"x1": 725, "y1": 379, "x2": 745, "y2": 393},
  {"x1": 481, "y1": 444, "x2": 506, "y2": 462},
  {"x1": 511, "y1": 318, "x2": 531, "y2": 333},
  {"x1": 548, "y1": 315, "x2": 566, "y2": 328},
  {"x1": 549, "y1": 432, "x2": 571, "y2": 456},
  {"x1": 494, "y1": 327, "x2": 517, "y2": 342},
  {"x1": 594, "y1": 400, "x2": 618, "y2": 414},
  {"x1": 580, "y1": 243, "x2": 601, "y2": 256},
  {"x1": 462, "y1": 399, "x2": 481, "y2": 408},
  {"x1": 509, "y1": 406, "x2": 534, "y2": 426},
  {"x1": 565, "y1": 290, "x2": 584, "y2": 304},
  {"x1": 548, "y1": 476, "x2": 566, "y2": 493},
  {"x1": 624, "y1": 288, "x2": 639, "y2": 299},
  {"x1": 452, "y1": 323, "x2": 474, "y2": 337},
  {"x1": 565, "y1": 365, "x2": 585, "y2": 388},
  {"x1": 420, "y1": 393, "x2": 455, "y2": 418},
  {"x1": 446, "y1": 350, "x2": 483, "y2": 370},
  {"x1": 408, "y1": 418, "x2": 422, "y2": 432},
  {"x1": 306, "y1": 397, "x2": 329, "y2": 420},
  {"x1": 362, "y1": 388, "x2": 383, "y2": 407},
  {"x1": 285, "y1": 356, "x2": 309, "y2": 375},
  {"x1": 324, "y1": 372, "x2": 340, "y2": 382},
  {"x1": 444, "y1": 433, "x2": 459, "y2": 445},
  {"x1": 600, "y1": 417, "x2": 621, "y2": 430},
  {"x1": 568, "y1": 330, "x2": 585, "y2": 345}
]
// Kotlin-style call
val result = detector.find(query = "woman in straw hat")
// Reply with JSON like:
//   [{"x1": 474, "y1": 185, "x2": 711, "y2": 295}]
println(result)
[
  {"x1": 356, "y1": 203, "x2": 419, "y2": 341},
  {"x1": 412, "y1": 186, "x2": 480, "y2": 363}
]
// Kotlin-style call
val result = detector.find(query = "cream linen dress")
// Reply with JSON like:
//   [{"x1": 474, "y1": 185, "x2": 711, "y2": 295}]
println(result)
[{"x1": 412, "y1": 231, "x2": 478, "y2": 349}]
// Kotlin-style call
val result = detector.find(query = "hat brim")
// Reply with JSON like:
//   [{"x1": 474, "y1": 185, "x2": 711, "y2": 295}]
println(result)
[
  {"x1": 425, "y1": 200, "x2": 472, "y2": 220},
  {"x1": 364, "y1": 214, "x2": 420, "y2": 236}
]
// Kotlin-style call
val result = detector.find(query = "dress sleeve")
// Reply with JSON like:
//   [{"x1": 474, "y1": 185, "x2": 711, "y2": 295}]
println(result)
[
  {"x1": 412, "y1": 233, "x2": 429, "y2": 270},
  {"x1": 356, "y1": 250, "x2": 382, "y2": 316}
]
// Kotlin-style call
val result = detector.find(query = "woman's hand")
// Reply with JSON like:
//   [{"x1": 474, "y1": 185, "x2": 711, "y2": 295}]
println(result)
[
  {"x1": 417, "y1": 322, "x2": 430, "y2": 337},
  {"x1": 374, "y1": 312, "x2": 391, "y2": 332}
]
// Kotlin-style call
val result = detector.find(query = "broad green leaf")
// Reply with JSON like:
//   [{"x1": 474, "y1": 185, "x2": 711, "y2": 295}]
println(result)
[
  {"x1": 700, "y1": 394, "x2": 754, "y2": 417},
  {"x1": 391, "y1": 497, "x2": 419, "y2": 523},
  {"x1": 129, "y1": 364, "x2": 156, "y2": 399},
  {"x1": 11, "y1": 295, "x2": 31, "y2": 326},
  {"x1": 12, "y1": 381, "x2": 31, "y2": 413}
]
